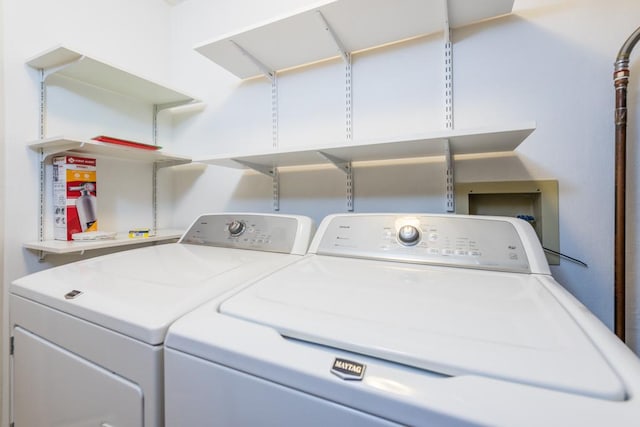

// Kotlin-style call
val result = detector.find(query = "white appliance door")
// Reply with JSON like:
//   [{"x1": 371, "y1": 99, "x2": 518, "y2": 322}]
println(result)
[
  {"x1": 12, "y1": 326, "x2": 143, "y2": 427},
  {"x1": 165, "y1": 348, "x2": 402, "y2": 427},
  {"x1": 219, "y1": 255, "x2": 625, "y2": 400}
]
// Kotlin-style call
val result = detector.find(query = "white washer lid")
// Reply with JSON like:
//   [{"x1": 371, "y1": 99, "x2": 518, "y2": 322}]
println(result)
[
  {"x1": 219, "y1": 255, "x2": 626, "y2": 401},
  {"x1": 12, "y1": 244, "x2": 302, "y2": 345}
]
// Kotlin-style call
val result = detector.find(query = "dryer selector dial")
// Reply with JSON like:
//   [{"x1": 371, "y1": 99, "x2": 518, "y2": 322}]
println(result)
[
  {"x1": 228, "y1": 220, "x2": 246, "y2": 237},
  {"x1": 398, "y1": 225, "x2": 420, "y2": 246}
]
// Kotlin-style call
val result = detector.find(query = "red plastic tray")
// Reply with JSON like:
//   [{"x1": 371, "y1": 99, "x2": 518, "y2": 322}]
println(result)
[{"x1": 92, "y1": 136, "x2": 161, "y2": 150}]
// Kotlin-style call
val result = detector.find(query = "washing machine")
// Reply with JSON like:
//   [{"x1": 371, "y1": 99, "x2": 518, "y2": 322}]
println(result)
[
  {"x1": 165, "y1": 213, "x2": 640, "y2": 426},
  {"x1": 10, "y1": 212, "x2": 314, "y2": 427}
]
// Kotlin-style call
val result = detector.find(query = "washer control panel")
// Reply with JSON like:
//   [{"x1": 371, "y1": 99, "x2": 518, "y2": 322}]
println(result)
[
  {"x1": 180, "y1": 213, "x2": 311, "y2": 254},
  {"x1": 315, "y1": 214, "x2": 533, "y2": 273}
]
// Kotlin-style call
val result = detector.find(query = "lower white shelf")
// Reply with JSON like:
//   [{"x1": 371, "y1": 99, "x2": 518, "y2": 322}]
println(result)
[{"x1": 24, "y1": 229, "x2": 184, "y2": 255}]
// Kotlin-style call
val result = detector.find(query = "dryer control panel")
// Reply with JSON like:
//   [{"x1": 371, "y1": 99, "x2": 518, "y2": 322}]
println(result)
[
  {"x1": 179, "y1": 213, "x2": 314, "y2": 255},
  {"x1": 312, "y1": 214, "x2": 548, "y2": 273}
]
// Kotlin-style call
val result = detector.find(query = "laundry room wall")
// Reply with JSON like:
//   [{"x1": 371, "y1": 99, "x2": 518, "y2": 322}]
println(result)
[
  {"x1": 166, "y1": 0, "x2": 640, "y2": 354},
  {"x1": 1, "y1": 3, "x2": 640, "y2": 424},
  {"x1": 0, "y1": 1, "x2": 177, "y2": 425},
  {"x1": 0, "y1": 0, "x2": 5, "y2": 421}
]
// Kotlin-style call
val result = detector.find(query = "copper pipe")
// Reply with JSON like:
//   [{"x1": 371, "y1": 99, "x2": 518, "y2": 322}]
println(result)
[{"x1": 614, "y1": 26, "x2": 640, "y2": 341}]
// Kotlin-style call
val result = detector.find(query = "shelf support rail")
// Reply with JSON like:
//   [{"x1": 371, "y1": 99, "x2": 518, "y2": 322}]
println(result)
[
  {"x1": 152, "y1": 101, "x2": 197, "y2": 225},
  {"x1": 271, "y1": 74, "x2": 280, "y2": 210},
  {"x1": 443, "y1": 0, "x2": 455, "y2": 212},
  {"x1": 37, "y1": 56, "x2": 86, "y2": 246},
  {"x1": 318, "y1": 151, "x2": 354, "y2": 211},
  {"x1": 316, "y1": 11, "x2": 354, "y2": 209},
  {"x1": 272, "y1": 74, "x2": 279, "y2": 149},
  {"x1": 345, "y1": 54, "x2": 353, "y2": 142},
  {"x1": 152, "y1": 162, "x2": 158, "y2": 235},
  {"x1": 153, "y1": 158, "x2": 193, "y2": 232},
  {"x1": 272, "y1": 168, "x2": 280, "y2": 211},
  {"x1": 38, "y1": 148, "x2": 46, "y2": 247},
  {"x1": 38, "y1": 56, "x2": 86, "y2": 139},
  {"x1": 444, "y1": 139, "x2": 454, "y2": 212},
  {"x1": 443, "y1": 0, "x2": 453, "y2": 131},
  {"x1": 229, "y1": 40, "x2": 280, "y2": 211}
]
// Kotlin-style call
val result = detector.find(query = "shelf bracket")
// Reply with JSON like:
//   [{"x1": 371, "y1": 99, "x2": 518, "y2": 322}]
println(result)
[
  {"x1": 233, "y1": 160, "x2": 280, "y2": 211},
  {"x1": 155, "y1": 99, "x2": 199, "y2": 112},
  {"x1": 444, "y1": 139, "x2": 455, "y2": 212},
  {"x1": 153, "y1": 100, "x2": 199, "y2": 146},
  {"x1": 230, "y1": 40, "x2": 275, "y2": 81},
  {"x1": 316, "y1": 11, "x2": 350, "y2": 63},
  {"x1": 41, "y1": 55, "x2": 85, "y2": 82},
  {"x1": 316, "y1": 11, "x2": 353, "y2": 141},
  {"x1": 318, "y1": 151, "x2": 354, "y2": 211},
  {"x1": 233, "y1": 160, "x2": 276, "y2": 177},
  {"x1": 155, "y1": 159, "x2": 191, "y2": 169}
]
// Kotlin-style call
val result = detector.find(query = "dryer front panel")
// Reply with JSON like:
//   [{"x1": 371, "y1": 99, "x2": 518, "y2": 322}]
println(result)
[{"x1": 12, "y1": 327, "x2": 143, "y2": 427}]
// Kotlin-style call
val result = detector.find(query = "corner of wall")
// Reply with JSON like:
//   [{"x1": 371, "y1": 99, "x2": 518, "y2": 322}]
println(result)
[{"x1": 0, "y1": 0, "x2": 7, "y2": 423}]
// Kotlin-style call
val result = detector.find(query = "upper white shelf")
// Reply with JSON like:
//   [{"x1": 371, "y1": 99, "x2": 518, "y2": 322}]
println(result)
[
  {"x1": 195, "y1": 0, "x2": 515, "y2": 79},
  {"x1": 30, "y1": 137, "x2": 191, "y2": 165},
  {"x1": 27, "y1": 46, "x2": 200, "y2": 106},
  {"x1": 198, "y1": 123, "x2": 535, "y2": 170}
]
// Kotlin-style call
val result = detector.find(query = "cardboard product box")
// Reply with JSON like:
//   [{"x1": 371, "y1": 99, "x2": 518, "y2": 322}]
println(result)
[{"x1": 53, "y1": 155, "x2": 98, "y2": 240}]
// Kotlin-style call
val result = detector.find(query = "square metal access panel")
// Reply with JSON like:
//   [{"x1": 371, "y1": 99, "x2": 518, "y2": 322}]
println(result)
[{"x1": 455, "y1": 180, "x2": 559, "y2": 265}]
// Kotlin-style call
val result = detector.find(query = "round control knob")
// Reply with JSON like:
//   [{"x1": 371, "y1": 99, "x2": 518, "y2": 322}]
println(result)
[
  {"x1": 228, "y1": 220, "x2": 246, "y2": 237},
  {"x1": 398, "y1": 225, "x2": 420, "y2": 246}
]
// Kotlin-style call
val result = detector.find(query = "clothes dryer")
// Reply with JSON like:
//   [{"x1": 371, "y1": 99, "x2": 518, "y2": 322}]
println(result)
[
  {"x1": 10, "y1": 213, "x2": 314, "y2": 427},
  {"x1": 165, "y1": 213, "x2": 640, "y2": 427}
]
